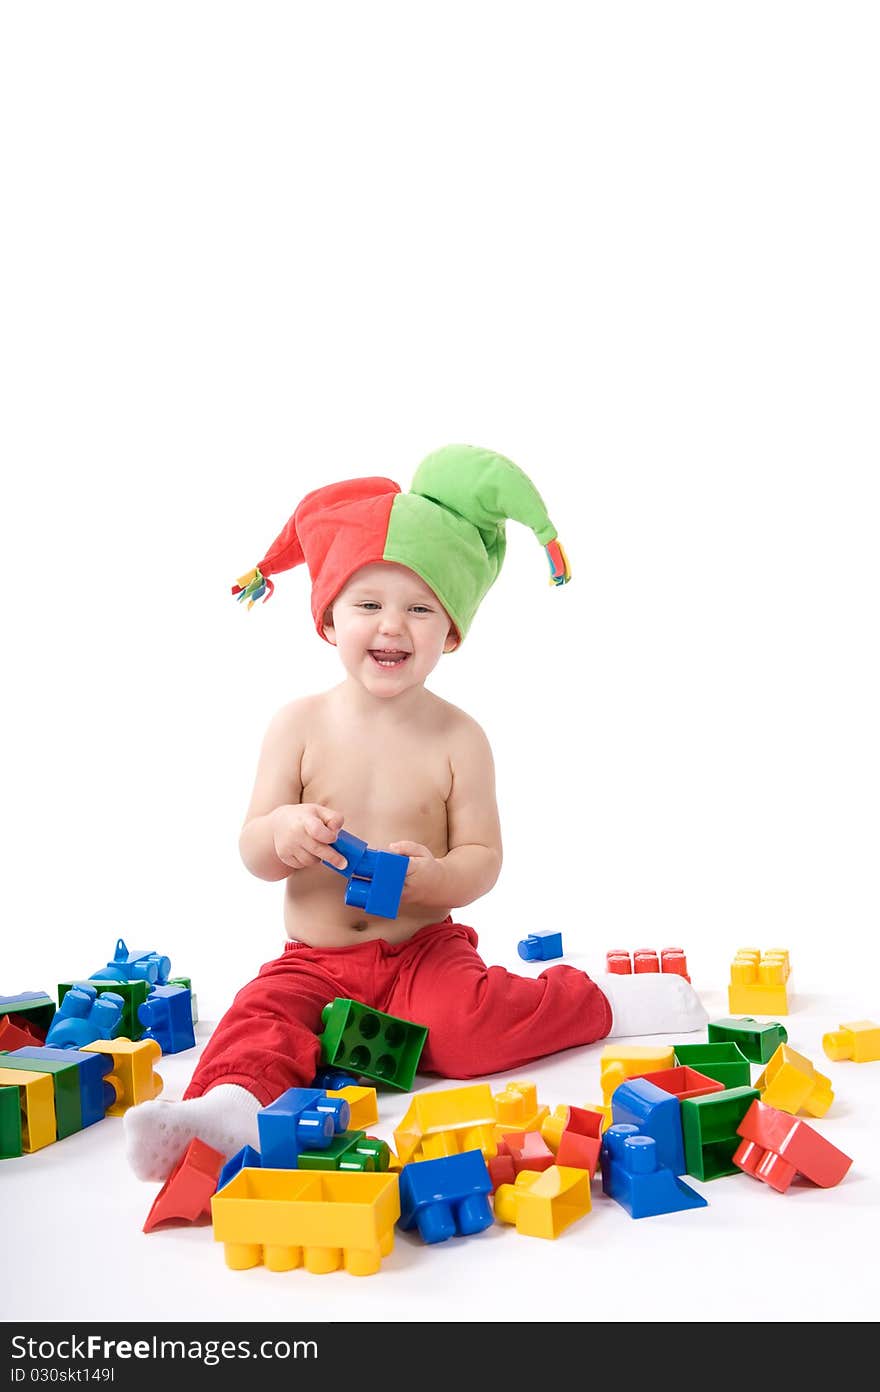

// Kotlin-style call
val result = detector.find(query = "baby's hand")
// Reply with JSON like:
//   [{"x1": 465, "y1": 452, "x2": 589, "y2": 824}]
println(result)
[
  {"x1": 272, "y1": 804, "x2": 348, "y2": 872},
  {"x1": 387, "y1": 840, "x2": 449, "y2": 911}
]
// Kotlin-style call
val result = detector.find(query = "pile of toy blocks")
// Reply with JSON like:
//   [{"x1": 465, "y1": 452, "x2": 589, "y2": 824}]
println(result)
[{"x1": 1, "y1": 939, "x2": 195, "y2": 1160}]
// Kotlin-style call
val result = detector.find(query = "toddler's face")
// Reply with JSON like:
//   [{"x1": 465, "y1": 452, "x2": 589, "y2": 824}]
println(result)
[{"x1": 324, "y1": 562, "x2": 458, "y2": 698}]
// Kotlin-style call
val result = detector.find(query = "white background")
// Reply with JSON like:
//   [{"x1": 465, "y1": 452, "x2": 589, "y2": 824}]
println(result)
[{"x1": 1, "y1": 2, "x2": 878, "y2": 1324}]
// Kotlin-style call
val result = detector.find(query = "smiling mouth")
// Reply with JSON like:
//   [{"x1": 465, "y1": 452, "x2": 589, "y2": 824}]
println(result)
[{"x1": 369, "y1": 649, "x2": 411, "y2": 668}]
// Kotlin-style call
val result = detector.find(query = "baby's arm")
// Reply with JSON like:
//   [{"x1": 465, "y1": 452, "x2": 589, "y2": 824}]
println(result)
[
  {"x1": 238, "y1": 700, "x2": 347, "y2": 881},
  {"x1": 393, "y1": 716, "x2": 502, "y2": 911}
]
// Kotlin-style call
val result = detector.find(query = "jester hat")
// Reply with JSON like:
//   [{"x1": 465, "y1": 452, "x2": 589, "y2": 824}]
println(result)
[{"x1": 232, "y1": 443, "x2": 570, "y2": 644}]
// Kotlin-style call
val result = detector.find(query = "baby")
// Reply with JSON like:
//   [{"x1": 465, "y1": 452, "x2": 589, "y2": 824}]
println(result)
[{"x1": 125, "y1": 444, "x2": 707, "y2": 1181}]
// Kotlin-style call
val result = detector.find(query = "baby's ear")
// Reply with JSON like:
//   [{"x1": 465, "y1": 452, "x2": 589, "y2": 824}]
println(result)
[
  {"x1": 322, "y1": 608, "x2": 337, "y2": 645},
  {"x1": 443, "y1": 625, "x2": 460, "y2": 654}
]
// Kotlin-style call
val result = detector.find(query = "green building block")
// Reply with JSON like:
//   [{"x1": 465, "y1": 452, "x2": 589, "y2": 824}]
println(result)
[
  {"x1": 0, "y1": 994, "x2": 56, "y2": 1035},
  {"x1": 298, "y1": 1129, "x2": 390, "y2": 1173},
  {"x1": 58, "y1": 980, "x2": 150, "y2": 1042},
  {"x1": 1, "y1": 1084, "x2": 23, "y2": 1158},
  {"x1": 680, "y1": 1086, "x2": 760, "y2": 1180},
  {"x1": 0, "y1": 1054, "x2": 82, "y2": 1139},
  {"x1": 707, "y1": 1016, "x2": 788, "y2": 1065},
  {"x1": 319, "y1": 997, "x2": 428, "y2": 1092},
  {"x1": 673, "y1": 1041, "x2": 751, "y2": 1089}
]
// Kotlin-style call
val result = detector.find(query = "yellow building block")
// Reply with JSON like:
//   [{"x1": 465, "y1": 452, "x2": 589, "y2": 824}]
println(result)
[
  {"x1": 823, "y1": 1020, "x2": 880, "y2": 1064},
  {"x1": 82, "y1": 1037, "x2": 163, "y2": 1116},
  {"x1": 493, "y1": 1080, "x2": 549, "y2": 1139},
  {"x1": 494, "y1": 1165, "x2": 591, "y2": 1238},
  {"x1": 326, "y1": 1085, "x2": 378, "y2": 1130},
  {"x1": 755, "y1": 1043, "x2": 833, "y2": 1117},
  {"x1": 394, "y1": 1083, "x2": 498, "y2": 1165},
  {"x1": 0, "y1": 1067, "x2": 56, "y2": 1153},
  {"x1": 599, "y1": 1045, "x2": 676, "y2": 1106},
  {"x1": 541, "y1": 1103, "x2": 607, "y2": 1153},
  {"x1": 728, "y1": 948, "x2": 790, "y2": 1016},
  {"x1": 211, "y1": 1169, "x2": 400, "y2": 1276}
]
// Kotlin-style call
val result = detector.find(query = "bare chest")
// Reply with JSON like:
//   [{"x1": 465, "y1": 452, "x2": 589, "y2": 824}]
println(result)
[{"x1": 300, "y1": 727, "x2": 453, "y2": 855}]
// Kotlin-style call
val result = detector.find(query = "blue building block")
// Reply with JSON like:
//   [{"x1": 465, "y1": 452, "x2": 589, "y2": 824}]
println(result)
[
  {"x1": 12, "y1": 1045, "x2": 115, "y2": 1126},
  {"x1": 611, "y1": 1077, "x2": 686, "y2": 1177},
  {"x1": 311, "y1": 1065, "x2": 359, "y2": 1091},
  {"x1": 137, "y1": 985, "x2": 196, "y2": 1054},
  {"x1": 398, "y1": 1150, "x2": 494, "y2": 1244},
  {"x1": 216, "y1": 1144, "x2": 262, "y2": 1192},
  {"x1": 517, "y1": 930, "x2": 563, "y2": 962},
  {"x1": 257, "y1": 1088, "x2": 351, "y2": 1169},
  {"x1": 89, "y1": 937, "x2": 172, "y2": 987},
  {"x1": 44, "y1": 985, "x2": 125, "y2": 1050},
  {"x1": 601, "y1": 1124, "x2": 708, "y2": 1219},
  {"x1": 322, "y1": 830, "x2": 409, "y2": 920}
]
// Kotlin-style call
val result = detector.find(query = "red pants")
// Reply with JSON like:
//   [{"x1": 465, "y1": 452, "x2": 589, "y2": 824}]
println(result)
[{"x1": 184, "y1": 918, "x2": 612, "y2": 1105}]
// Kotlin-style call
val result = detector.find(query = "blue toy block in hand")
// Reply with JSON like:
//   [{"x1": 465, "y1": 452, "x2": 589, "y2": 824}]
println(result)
[
  {"x1": 517, "y1": 930, "x2": 563, "y2": 962},
  {"x1": 45, "y1": 984, "x2": 125, "y2": 1050},
  {"x1": 322, "y1": 829, "x2": 409, "y2": 920}
]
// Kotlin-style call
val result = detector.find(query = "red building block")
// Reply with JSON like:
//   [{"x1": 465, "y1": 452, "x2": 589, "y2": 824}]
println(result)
[
  {"x1": 497, "y1": 1130, "x2": 555, "y2": 1174},
  {"x1": 0, "y1": 1015, "x2": 46, "y2": 1050},
  {"x1": 605, "y1": 949, "x2": 690, "y2": 982},
  {"x1": 733, "y1": 1100, "x2": 853, "y2": 1193},
  {"x1": 143, "y1": 1137, "x2": 226, "y2": 1232},
  {"x1": 638, "y1": 1065, "x2": 725, "y2": 1101},
  {"x1": 487, "y1": 1153, "x2": 516, "y2": 1192},
  {"x1": 555, "y1": 1106, "x2": 604, "y2": 1177}
]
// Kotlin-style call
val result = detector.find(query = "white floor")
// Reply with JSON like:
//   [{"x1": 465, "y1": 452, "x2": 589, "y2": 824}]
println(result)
[{"x1": 2, "y1": 973, "x2": 877, "y2": 1324}]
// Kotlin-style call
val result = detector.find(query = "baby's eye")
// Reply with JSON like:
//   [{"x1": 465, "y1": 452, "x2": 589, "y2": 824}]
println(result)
[
  {"x1": 358, "y1": 602, "x2": 381, "y2": 611},
  {"x1": 410, "y1": 605, "x2": 432, "y2": 614}
]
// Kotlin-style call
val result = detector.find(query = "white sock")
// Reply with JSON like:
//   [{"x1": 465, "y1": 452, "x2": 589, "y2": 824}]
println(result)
[
  {"x1": 123, "y1": 1084, "x2": 262, "y2": 1182},
  {"x1": 599, "y1": 972, "x2": 709, "y2": 1039}
]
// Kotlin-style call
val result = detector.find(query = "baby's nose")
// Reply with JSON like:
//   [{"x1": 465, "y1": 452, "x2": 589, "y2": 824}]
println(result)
[{"x1": 378, "y1": 609, "x2": 404, "y2": 633}]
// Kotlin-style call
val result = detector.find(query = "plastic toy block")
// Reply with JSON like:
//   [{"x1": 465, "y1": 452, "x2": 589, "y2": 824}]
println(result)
[
  {"x1": 319, "y1": 997, "x2": 428, "y2": 1092},
  {"x1": 58, "y1": 981, "x2": 149, "y2": 1043},
  {"x1": 89, "y1": 937, "x2": 172, "y2": 987},
  {"x1": 610, "y1": 1078, "x2": 686, "y2": 1176},
  {"x1": 46, "y1": 985, "x2": 125, "y2": 1050},
  {"x1": 728, "y1": 948, "x2": 790, "y2": 1016},
  {"x1": 211, "y1": 1169, "x2": 400, "y2": 1275},
  {"x1": 638, "y1": 1066, "x2": 725, "y2": 1102},
  {"x1": 753, "y1": 1044, "x2": 833, "y2": 1117},
  {"x1": 323, "y1": 830, "x2": 409, "y2": 920},
  {"x1": 216, "y1": 1145, "x2": 262, "y2": 1192},
  {"x1": 600, "y1": 1045, "x2": 676, "y2": 1106},
  {"x1": 733, "y1": 1099, "x2": 853, "y2": 1192},
  {"x1": 494, "y1": 1165, "x2": 591, "y2": 1239},
  {"x1": 0, "y1": 993, "x2": 56, "y2": 1034},
  {"x1": 82, "y1": 1037, "x2": 163, "y2": 1115},
  {"x1": 605, "y1": 949, "x2": 690, "y2": 982},
  {"x1": 541, "y1": 1106, "x2": 605, "y2": 1177},
  {"x1": 325, "y1": 1085, "x2": 379, "y2": 1131},
  {"x1": 497, "y1": 1131, "x2": 555, "y2": 1174},
  {"x1": 257, "y1": 1087, "x2": 350, "y2": 1169},
  {"x1": 298, "y1": 1129, "x2": 390, "y2": 1173},
  {"x1": 0, "y1": 1068, "x2": 56, "y2": 1152},
  {"x1": 394, "y1": 1083, "x2": 498, "y2": 1165},
  {"x1": 493, "y1": 1080, "x2": 549, "y2": 1138},
  {"x1": 680, "y1": 1086, "x2": 760, "y2": 1180},
  {"x1": 143, "y1": 1137, "x2": 225, "y2": 1232},
  {"x1": 673, "y1": 1042, "x2": 751, "y2": 1089},
  {"x1": 313, "y1": 1066, "x2": 359, "y2": 1091},
  {"x1": 398, "y1": 1149, "x2": 494, "y2": 1243},
  {"x1": 137, "y1": 985, "x2": 196, "y2": 1055},
  {"x1": 1, "y1": 1084, "x2": 23, "y2": 1158},
  {"x1": 600, "y1": 1125, "x2": 707, "y2": 1219},
  {"x1": 167, "y1": 978, "x2": 197, "y2": 1023},
  {"x1": 517, "y1": 930, "x2": 563, "y2": 962},
  {"x1": 487, "y1": 1153, "x2": 516, "y2": 1191},
  {"x1": 0, "y1": 1053, "x2": 82, "y2": 1139},
  {"x1": 0, "y1": 1015, "x2": 46, "y2": 1050},
  {"x1": 12, "y1": 1045, "x2": 115, "y2": 1126},
  {"x1": 822, "y1": 1020, "x2": 880, "y2": 1064},
  {"x1": 707, "y1": 1017, "x2": 788, "y2": 1064}
]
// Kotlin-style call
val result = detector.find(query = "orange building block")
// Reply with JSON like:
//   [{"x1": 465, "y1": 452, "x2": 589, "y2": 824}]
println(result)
[
  {"x1": 143, "y1": 1137, "x2": 225, "y2": 1232},
  {"x1": 733, "y1": 1100, "x2": 852, "y2": 1191}
]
